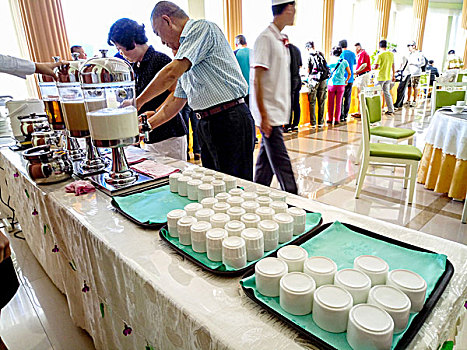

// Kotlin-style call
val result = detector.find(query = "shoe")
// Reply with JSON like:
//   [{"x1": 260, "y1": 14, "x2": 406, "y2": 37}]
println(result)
[
  {"x1": 187, "y1": 152, "x2": 190, "y2": 160},
  {"x1": 194, "y1": 153, "x2": 200, "y2": 160},
  {"x1": 386, "y1": 112, "x2": 394, "y2": 117},
  {"x1": 352, "y1": 113, "x2": 361, "y2": 118},
  {"x1": 409, "y1": 102, "x2": 415, "y2": 107},
  {"x1": 334, "y1": 121, "x2": 340, "y2": 125},
  {"x1": 292, "y1": 126, "x2": 298, "y2": 132},
  {"x1": 393, "y1": 107, "x2": 399, "y2": 112},
  {"x1": 384, "y1": 111, "x2": 392, "y2": 115},
  {"x1": 318, "y1": 123, "x2": 324, "y2": 127}
]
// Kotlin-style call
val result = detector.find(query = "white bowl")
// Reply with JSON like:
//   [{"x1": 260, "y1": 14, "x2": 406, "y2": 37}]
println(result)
[
  {"x1": 167, "y1": 209, "x2": 186, "y2": 237},
  {"x1": 387, "y1": 269, "x2": 427, "y2": 312},
  {"x1": 226, "y1": 206, "x2": 246, "y2": 221},
  {"x1": 303, "y1": 256, "x2": 337, "y2": 287},
  {"x1": 280, "y1": 272, "x2": 316, "y2": 315},
  {"x1": 177, "y1": 176, "x2": 191, "y2": 196},
  {"x1": 346, "y1": 304, "x2": 394, "y2": 350},
  {"x1": 255, "y1": 257, "x2": 288, "y2": 297},
  {"x1": 177, "y1": 216, "x2": 197, "y2": 245},
  {"x1": 287, "y1": 207, "x2": 307, "y2": 235},
  {"x1": 368, "y1": 285, "x2": 411, "y2": 333},
  {"x1": 273, "y1": 213, "x2": 294, "y2": 243},
  {"x1": 277, "y1": 245, "x2": 308, "y2": 272},
  {"x1": 241, "y1": 228, "x2": 264, "y2": 261},
  {"x1": 312, "y1": 285, "x2": 353, "y2": 333},
  {"x1": 198, "y1": 183, "x2": 214, "y2": 201},
  {"x1": 353, "y1": 255, "x2": 389, "y2": 286},
  {"x1": 190, "y1": 221, "x2": 212, "y2": 253},
  {"x1": 451, "y1": 105, "x2": 464, "y2": 113},
  {"x1": 187, "y1": 179, "x2": 202, "y2": 201},
  {"x1": 334, "y1": 269, "x2": 372, "y2": 305},
  {"x1": 206, "y1": 228, "x2": 228, "y2": 261},
  {"x1": 258, "y1": 220, "x2": 279, "y2": 251},
  {"x1": 222, "y1": 236, "x2": 247, "y2": 269},
  {"x1": 169, "y1": 172, "x2": 182, "y2": 192},
  {"x1": 456, "y1": 101, "x2": 465, "y2": 107}
]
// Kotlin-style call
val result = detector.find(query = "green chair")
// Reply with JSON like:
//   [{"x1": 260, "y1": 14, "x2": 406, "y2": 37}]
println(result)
[
  {"x1": 356, "y1": 87, "x2": 415, "y2": 163},
  {"x1": 414, "y1": 73, "x2": 430, "y2": 119},
  {"x1": 355, "y1": 92, "x2": 422, "y2": 204},
  {"x1": 430, "y1": 81, "x2": 467, "y2": 116}
]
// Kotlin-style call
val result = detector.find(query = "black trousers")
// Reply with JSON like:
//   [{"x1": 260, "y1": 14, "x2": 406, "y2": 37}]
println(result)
[
  {"x1": 394, "y1": 75, "x2": 411, "y2": 108},
  {"x1": 197, "y1": 103, "x2": 255, "y2": 181},
  {"x1": 289, "y1": 83, "x2": 302, "y2": 128},
  {"x1": 340, "y1": 82, "x2": 353, "y2": 121},
  {"x1": 254, "y1": 126, "x2": 297, "y2": 194}
]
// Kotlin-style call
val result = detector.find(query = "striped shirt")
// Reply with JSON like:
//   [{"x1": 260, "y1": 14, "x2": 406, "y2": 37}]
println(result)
[
  {"x1": 174, "y1": 19, "x2": 248, "y2": 111},
  {"x1": 0, "y1": 54, "x2": 35, "y2": 79}
]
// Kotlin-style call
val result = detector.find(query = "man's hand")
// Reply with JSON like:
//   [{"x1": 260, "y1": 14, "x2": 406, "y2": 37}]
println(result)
[
  {"x1": 35, "y1": 61, "x2": 66, "y2": 80},
  {"x1": 392, "y1": 76, "x2": 396, "y2": 82},
  {"x1": 260, "y1": 118, "x2": 272, "y2": 138},
  {"x1": 0, "y1": 231, "x2": 11, "y2": 263},
  {"x1": 121, "y1": 99, "x2": 135, "y2": 108}
]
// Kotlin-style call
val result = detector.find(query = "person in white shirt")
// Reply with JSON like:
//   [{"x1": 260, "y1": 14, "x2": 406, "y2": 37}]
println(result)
[
  {"x1": 0, "y1": 54, "x2": 63, "y2": 79},
  {"x1": 406, "y1": 41, "x2": 424, "y2": 107},
  {"x1": 250, "y1": 0, "x2": 297, "y2": 194}
]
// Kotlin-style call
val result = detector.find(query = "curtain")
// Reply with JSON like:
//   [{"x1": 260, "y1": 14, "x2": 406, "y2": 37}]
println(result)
[{"x1": 224, "y1": 0, "x2": 243, "y2": 50}]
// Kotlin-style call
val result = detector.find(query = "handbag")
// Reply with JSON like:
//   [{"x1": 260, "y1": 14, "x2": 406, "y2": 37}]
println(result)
[{"x1": 0, "y1": 257, "x2": 20, "y2": 309}]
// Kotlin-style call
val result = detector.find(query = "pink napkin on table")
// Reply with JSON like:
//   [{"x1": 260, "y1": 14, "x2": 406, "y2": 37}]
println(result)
[
  {"x1": 131, "y1": 160, "x2": 180, "y2": 179},
  {"x1": 65, "y1": 180, "x2": 96, "y2": 196}
]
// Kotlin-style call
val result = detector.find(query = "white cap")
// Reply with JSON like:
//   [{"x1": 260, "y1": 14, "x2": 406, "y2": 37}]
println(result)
[{"x1": 272, "y1": 0, "x2": 293, "y2": 5}]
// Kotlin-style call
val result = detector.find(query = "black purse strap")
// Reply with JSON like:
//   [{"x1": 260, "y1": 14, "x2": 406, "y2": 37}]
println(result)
[{"x1": 330, "y1": 58, "x2": 343, "y2": 79}]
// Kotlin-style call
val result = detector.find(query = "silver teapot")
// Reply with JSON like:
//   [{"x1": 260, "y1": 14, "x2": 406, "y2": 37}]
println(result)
[
  {"x1": 19, "y1": 113, "x2": 50, "y2": 140},
  {"x1": 23, "y1": 145, "x2": 73, "y2": 184}
]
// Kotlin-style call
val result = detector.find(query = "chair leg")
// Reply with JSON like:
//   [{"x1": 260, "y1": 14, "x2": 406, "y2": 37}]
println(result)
[
  {"x1": 403, "y1": 164, "x2": 409, "y2": 189},
  {"x1": 355, "y1": 158, "x2": 369, "y2": 199},
  {"x1": 407, "y1": 163, "x2": 417, "y2": 204},
  {"x1": 462, "y1": 199, "x2": 467, "y2": 224},
  {"x1": 355, "y1": 142, "x2": 362, "y2": 165},
  {"x1": 408, "y1": 137, "x2": 414, "y2": 146}
]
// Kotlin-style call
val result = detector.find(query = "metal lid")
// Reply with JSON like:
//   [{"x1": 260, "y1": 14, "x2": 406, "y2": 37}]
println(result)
[
  {"x1": 79, "y1": 56, "x2": 135, "y2": 85},
  {"x1": 57, "y1": 60, "x2": 85, "y2": 84}
]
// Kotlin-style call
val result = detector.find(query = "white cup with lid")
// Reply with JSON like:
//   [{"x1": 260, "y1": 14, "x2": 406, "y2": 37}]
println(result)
[
  {"x1": 304, "y1": 256, "x2": 337, "y2": 287},
  {"x1": 224, "y1": 176, "x2": 237, "y2": 192},
  {"x1": 241, "y1": 213, "x2": 261, "y2": 228},
  {"x1": 241, "y1": 191, "x2": 258, "y2": 201},
  {"x1": 269, "y1": 191, "x2": 287, "y2": 202},
  {"x1": 210, "y1": 213, "x2": 230, "y2": 229},
  {"x1": 183, "y1": 203, "x2": 202, "y2": 217},
  {"x1": 181, "y1": 169, "x2": 193, "y2": 177},
  {"x1": 194, "y1": 208, "x2": 215, "y2": 222},
  {"x1": 277, "y1": 245, "x2": 308, "y2": 272},
  {"x1": 387, "y1": 269, "x2": 427, "y2": 312},
  {"x1": 215, "y1": 192, "x2": 230, "y2": 203},
  {"x1": 312, "y1": 285, "x2": 353, "y2": 333},
  {"x1": 187, "y1": 179, "x2": 202, "y2": 200},
  {"x1": 177, "y1": 176, "x2": 191, "y2": 196},
  {"x1": 167, "y1": 209, "x2": 186, "y2": 237},
  {"x1": 191, "y1": 172, "x2": 203, "y2": 180},
  {"x1": 204, "y1": 169, "x2": 216, "y2": 176},
  {"x1": 354, "y1": 255, "x2": 389, "y2": 286},
  {"x1": 193, "y1": 166, "x2": 205, "y2": 174},
  {"x1": 212, "y1": 202, "x2": 231, "y2": 214},
  {"x1": 214, "y1": 172, "x2": 225, "y2": 180},
  {"x1": 334, "y1": 268, "x2": 372, "y2": 305},
  {"x1": 169, "y1": 173, "x2": 182, "y2": 192},
  {"x1": 227, "y1": 206, "x2": 246, "y2": 221},
  {"x1": 198, "y1": 183, "x2": 214, "y2": 201},
  {"x1": 201, "y1": 175, "x2": 215, "y2": 184},
  {"x1": 227, "y1": 195, "x2": 244, "y2": 208},
  {"x1": 368, "y1": 285, "x2": 411, "y2": 333},
  {"x1": 200, "y1": 197, "x2": 218, "y2": 209},
  {"x1": 256, "y1": 187, "x2": 271, "y2": 197},
  {"x1": 273, "y1": 213, "x2": 294, "y2": 243},
  {"x1": 256, "y1": 196, "x2": 273, "y2": 207},
  {"x1": 241, "y1": 228, "x2": 264, "y2": 261},
  {"x1": 222, "y1": 236, "x2": 247, "y2": 269},
  {"x1": 241, "y1": 200, "x2": 260, "y2": 214},
  {"x1": 256, "y1": 206, "x2": 275, "y2": 221},
  {"x1": 229, "y1": 188, "x2": 244, "y2": 197},
  {"x1": 177, "y1": 216, "x2": 197, "y2": 245},
  {"x1": 255, "y1": 257, "x2": 288, "y2": 297},
  {"x1": 258, "y1": 220, "x2": 279, "y2": 251},
  {"x1": 287, "y1": 207, "x2": 307, "y2": 235},
  {"x1": 190, "y1": 221, "x2": 211, "y2": 253},
  {"x1": 346, "y1": 304, "x2": 394, "y2": 350},
  {"x1": 280, "y1": 272, "x2": 316, "y2": 315},
  {"x1": 206, "y1": 228, "x2": 228, "y2": 261},
  {"x1": 270, "y1": 201, "x2": 288, "y2": 214},
  {"x1": 224, "y1": 220, "x2": 245, "y2": 237},
  {"x1": 212, "y1": 180, "x2": 226, "y2": 195}
]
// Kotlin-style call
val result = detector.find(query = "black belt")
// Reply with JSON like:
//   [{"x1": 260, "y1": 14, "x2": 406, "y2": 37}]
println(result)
[
  {"x1": 195, "y1": 98, "x2": 244, "y2": 119},
  {"x1": 357, "y1": 71, "x2": 370, "y2": 77}
]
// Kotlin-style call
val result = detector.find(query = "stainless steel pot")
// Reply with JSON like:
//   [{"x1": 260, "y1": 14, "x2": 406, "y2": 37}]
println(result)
[
  {"x1": 19, "y1": 114, "x2": 49, "y2": 140},
  {"x1": 23, "y1": 145, "x2": 73, "y2": 184},
  {"x1": 31, "y1": 130, "x2": 61, "y2": 148}
]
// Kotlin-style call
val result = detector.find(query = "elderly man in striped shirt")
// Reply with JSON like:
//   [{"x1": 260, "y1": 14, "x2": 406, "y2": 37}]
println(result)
[{"x1": 136, "y1": 1, "x2": 255, "y2": 181}]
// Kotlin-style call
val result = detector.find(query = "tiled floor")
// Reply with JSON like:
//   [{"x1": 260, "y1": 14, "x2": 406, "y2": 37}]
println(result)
[{"x1": 0, "y1": 102, "x2": 466, "y2": 350}]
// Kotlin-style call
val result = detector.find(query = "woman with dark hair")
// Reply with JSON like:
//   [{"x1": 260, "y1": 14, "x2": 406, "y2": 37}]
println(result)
[
  {"x1": 107, "y1": 18, "x2": 187, "y2": 160},
  {"x1": 326, "y1": 46, "x2": 350, "y2": 125}
]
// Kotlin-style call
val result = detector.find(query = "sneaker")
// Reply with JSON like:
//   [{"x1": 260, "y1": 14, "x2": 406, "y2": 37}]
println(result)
[
  {"x1": 318, "y1": 123, "x2": 324, "y2": 127},
  {"x1": 334, "y1": 121, "x2": 340, "y2": 125},
  {"x1": 386, "y1": 112, "x2": 394, "y2": 117},
  {"x1": 351, "y1": 113, "x2": 361, "y2": 118}
]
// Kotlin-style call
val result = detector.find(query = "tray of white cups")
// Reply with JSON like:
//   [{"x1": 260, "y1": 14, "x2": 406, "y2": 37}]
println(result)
[
  {"x1": 240, "y1": 221, "x2": 454, "y2": 350},
  {"x1": 159, "y1": 170, "x2": 323, "y2": 276}
]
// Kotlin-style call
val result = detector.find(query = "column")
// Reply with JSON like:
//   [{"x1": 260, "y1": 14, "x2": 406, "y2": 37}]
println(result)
[
  {"x1": 188, "y1": 0, "x2": 205, "y2": 19},
  {"x1": 322, "y1": 0, "x2": 335, "y2": 60},
  {"x1": 462, "y1": 0, "x2": 467, "y2": 68},
  {"x1": 223, "y1": 0, "x2": 243, "y2": 50},
  {"x1": 17, "y1": 0, "x2": 71, "y2": 63},
  {"x1": 375, "y1": 0, "x2": 391, "y2": 46},
  {"x1": 412, "y1": 0, "x2": 429, "y2": 50}
]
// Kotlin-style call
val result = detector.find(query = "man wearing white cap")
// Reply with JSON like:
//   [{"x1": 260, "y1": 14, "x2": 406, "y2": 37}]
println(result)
[{"x1": 250, "y1": 0, "x2": 298, "y2": 194}]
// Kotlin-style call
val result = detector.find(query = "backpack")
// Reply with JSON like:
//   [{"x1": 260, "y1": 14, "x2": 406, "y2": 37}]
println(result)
[
  {"x1": 309, "y1": 52, "x2": 330, "y2": 81},
  {"x1": 420, "y1": 55, "x2": 428, "y2": 72}
]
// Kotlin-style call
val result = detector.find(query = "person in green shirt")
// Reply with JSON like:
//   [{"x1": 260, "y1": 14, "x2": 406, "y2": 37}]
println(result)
[
  {"x1": 374, "y1": 40, "x2": 395, "y2": 116},
  {"x1": 234, "y1": 34, "x2": 251, "y2": 106}
]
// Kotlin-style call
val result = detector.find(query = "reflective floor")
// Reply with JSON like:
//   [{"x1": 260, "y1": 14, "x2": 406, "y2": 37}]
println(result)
[{"x1": 0, "y1": 103, "x2": 466, "y2": 350}]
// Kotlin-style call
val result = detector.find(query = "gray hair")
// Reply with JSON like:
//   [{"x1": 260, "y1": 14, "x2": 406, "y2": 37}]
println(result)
[{"x1": 151, "y1": 1, "x2": 188, "y2": 21}]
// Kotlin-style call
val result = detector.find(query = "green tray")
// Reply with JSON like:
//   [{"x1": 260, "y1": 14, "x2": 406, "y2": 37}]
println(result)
[{"x1": 240, "y1": 221, "x2": 454, "y2": 350}]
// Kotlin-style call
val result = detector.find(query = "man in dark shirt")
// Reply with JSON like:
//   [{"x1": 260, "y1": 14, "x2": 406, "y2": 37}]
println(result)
[
  {"x1": 284, "y1": 36, "x2": 302, "y2": 132},
  {"x1": 108, "y1": 18, "x2": 187, "y2": 160},
  {"x1": 426, "y1": 60, "x2": 439, "y2": 86}
]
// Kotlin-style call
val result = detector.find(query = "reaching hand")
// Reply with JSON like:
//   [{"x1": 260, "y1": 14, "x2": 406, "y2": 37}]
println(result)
[
  {"x1": 35, "y1": 61, "x2": 66, "y2": 80},
  {"x1": 0, "y1": 231, "x2": 11, "y2": 263}
]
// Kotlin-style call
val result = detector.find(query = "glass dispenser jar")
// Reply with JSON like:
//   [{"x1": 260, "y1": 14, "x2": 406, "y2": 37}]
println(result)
[
  {"x1": 38, "y1": 57, "x2": 65, "y2": 131},
  {"x1": 79, "y1": 55, "x2": 139, "y2": 186},
  {"x1": 57, "y1": 56, "x2": 106, "y2": 175}
]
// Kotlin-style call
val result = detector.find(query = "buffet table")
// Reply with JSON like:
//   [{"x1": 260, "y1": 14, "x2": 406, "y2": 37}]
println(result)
[
  {"x1": 417, "y1": 109, "x2": 467, "y2": 200},
  {"x1": 1, "y1": 148, "x2": 467, "y2": 350}
]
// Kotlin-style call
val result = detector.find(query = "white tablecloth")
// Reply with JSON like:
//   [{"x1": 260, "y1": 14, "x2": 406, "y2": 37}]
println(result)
[
  {"x1": 1, "y1": 149, "x2": 466, "y2": 350},
  {"x1": 426, "y1": 109, "x2": 467, "y2": 160}
]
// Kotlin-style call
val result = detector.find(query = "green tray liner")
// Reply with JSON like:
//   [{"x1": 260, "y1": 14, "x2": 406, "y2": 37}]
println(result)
[
  {"x1": 241, "y1": 221, "x2": 447, "y2": 350},
  {"x1": 160, "y1": 212, "x2": 322, "y2": 272},
  {"x1": 113, "y1": 185, "x2": 195, "y2": 224}
]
